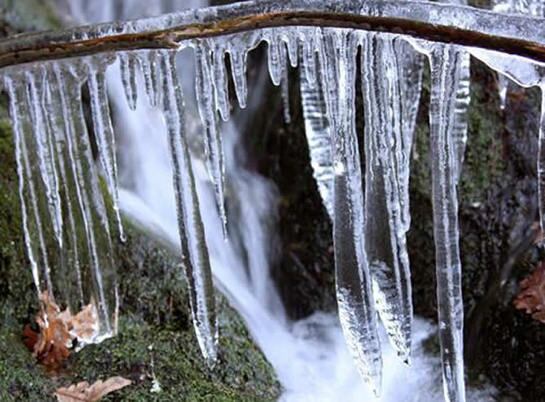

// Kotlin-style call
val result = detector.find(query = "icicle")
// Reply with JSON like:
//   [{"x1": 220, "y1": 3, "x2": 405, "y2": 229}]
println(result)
[
  {"x1": 119, "y1": 52, "x2": 138, "y2": 110},
  {"x1": 301, "y1": 29, "x2": 318, "y2": 84},
  {"x1": 228, "y1": 45, "x2": 248, "y2": 109},
  {"x1": 4, "y1": 75, "x2": 52, "y2": 296},
  {"x1": 319, "y1": 29, "x2": 382, "y2": 395},
  {"x1": 444, "y1": 0, "x2": 471, "y2": 183},
  {"x1": 158, "y1": 50, "x2": 218, "y2": 366},
  {"x1": 266, "y1": 30, "x2": 292, "y2": 123},
  {"x1": 299, "y1": 65, "x2": 334, "y2": 218},
  {"x1": 397, "y1": 36, "x2": 425, "y2": 230},
  {"x1": 87, "y1": 61, "x2": 125, "y2": 242},
  {"x1": 361, "y1": 33, "x2": 418, "y2": 364},
  {"x1": 538, "y1": 85, "x2": 545, "y2": 236},
  {"x1": 42, "y1": 69, "x2": 85, "y2": 306},
  {"x1": 267, "y1": 31, "x2": 283, "y2": 86},
  {"x1": 54, "y1": 62, "x2": 118, "y2": 340},
  {"x1": 453, "y1": 51, "x2": 470, "y2": 182},
  {"x1": 467, "y1": 47, "x2": 545, "y2": 244},
  {"x1": 194, "y1": 43, "x2": 228, "y2": 238},
  {"x1": 427, "y1": 44, "x2": 467, "y2": 402},
  {"x1": 211, "y1": 46, "x2": 230, "y2": 121},
  {"x1": 25, "y1": 69, "x2": 64, "y2": 251},
  {"x1": 281, "y1": 65, "x2": 291, "y2": 124},
  {"x1": 139, "y1": 51, "x2": 160, "y2": 107},
  {"x1": 285, "y1": 32, "x2": 299, "y2": 69},
  {"x1": 491, "y1": 0, "x2": 535, "y2": 109}
]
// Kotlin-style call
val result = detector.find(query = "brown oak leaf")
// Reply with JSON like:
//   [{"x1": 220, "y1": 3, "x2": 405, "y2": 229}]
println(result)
[
  {"x1": 514, "y1": 261, "x2": 545, "y2": 323},
  {"x1": 23, "y1": 292, "x2": 73, "y2": 370},
  {"x1": 69, "y1": 303, "x2": 99, "y2": 345},
  {"x1": 23, "y1": 292, "x2": 99, "y2": 370},
  {"x1": 55, "y1": 376, "x2": 132, "y2": 402}
]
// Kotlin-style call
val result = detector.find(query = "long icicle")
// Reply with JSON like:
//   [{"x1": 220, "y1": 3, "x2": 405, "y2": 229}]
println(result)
[
  {"x1": 428, "y1": 44, "x2": 467, "y2": 402},
  {"x1": 361, "y1": 32, "x2": 417, "y2": 364},
  {"x1": 158, "y1": 50, "x2": 218, "y2": 366},
  {"x1": 88, "y1": 62, "x2": 125, "y2": 242},
  {"x1": 43, "y1": 68, "x2": 85, "y2": 306},
  {"x1": 119, "y1": 52, "x2": 138, "y2": 110},
  {"x1": 539, "y1": 84, "x2": 545, "y2": 235},
  {"x1": 194, "y1": 43, "x2": 228, "y2": 237},
  {"x1": 24, "y1": 69, "x2": 65, "y2": 259},
  {"x1": 319, "y1": 29, "x2": 382, "y2": 395},
  {"x1": 4, "y1": 75, "x2": 51, "y2": 296}
]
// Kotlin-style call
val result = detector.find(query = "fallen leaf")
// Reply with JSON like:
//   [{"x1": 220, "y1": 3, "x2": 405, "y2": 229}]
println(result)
[
  {"x1": 24, "y1": 292, "x2": 73, "y2": 370},
  {"x1": 23, "y1": 292, "x2": 99, "y2": 369},
  {"x1": 69, "y1": 303, "x2": 99, "y2": 346},
  {"x1": 55, "y1": 376, "x2": 132, "y2": 402},
  {"x1": 514, "y1": 261, "x2": 545, "y2": 323}
]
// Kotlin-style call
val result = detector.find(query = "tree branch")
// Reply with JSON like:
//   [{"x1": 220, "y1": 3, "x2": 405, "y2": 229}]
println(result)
[{"x1": 1, "y1": 0, "x2": 545, "y2": 69}]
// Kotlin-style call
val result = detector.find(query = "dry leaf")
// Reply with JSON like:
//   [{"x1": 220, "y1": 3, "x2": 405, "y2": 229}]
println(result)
[
  {"x1": 23, "y1": 292, "x2": 73, "y2": 370},
  {"x1": 70, "y1": 303, "x2": 99, "y2": 345},
  {"x1": 23, "y1": 292, "x2": 99, "y2": 369},
  {"x1": 55, "y1": 376, "x2": 132, "y2": 402},
  {"x1": 514, "y1": 261, "x2": 545, "y2": 323}
]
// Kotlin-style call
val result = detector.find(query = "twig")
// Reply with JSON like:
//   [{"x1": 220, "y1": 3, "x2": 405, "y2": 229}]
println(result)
[{"x1": 1, "y1": 0, "x2": 545, "y2": 69}]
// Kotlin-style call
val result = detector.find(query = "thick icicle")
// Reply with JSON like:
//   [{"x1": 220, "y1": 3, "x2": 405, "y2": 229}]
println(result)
[
  {"x1": 427, "y1": 44, "x2": 467, "y2": 402},
  {"x1": 361, "y1": 33, "x2": 420, "y2": 363},
  {"x1": 119, "y1": 52, "x2": 138, "y2": 110},
  {"x1": 88, "y1": 61, "x2": 125, "y2": 241},
  {"x1": 319, "y1": 29, "x2": 382, "y2": 395},
  {"x1": 194, "y1": 43, "x2": 228, "y2": 237},
  {"x1": 158, "y1": 50, "x2": 218, "y2": 365}
]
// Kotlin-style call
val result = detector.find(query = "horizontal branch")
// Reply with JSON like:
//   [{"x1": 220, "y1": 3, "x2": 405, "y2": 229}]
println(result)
[{"x1": 1, "y1": 0, "x2": 545, "y2": 69}]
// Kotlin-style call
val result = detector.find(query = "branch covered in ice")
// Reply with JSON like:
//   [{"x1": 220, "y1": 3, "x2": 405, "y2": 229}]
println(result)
[{"x1": 3, "y1": 0, "x2": 545, "y2": 69}]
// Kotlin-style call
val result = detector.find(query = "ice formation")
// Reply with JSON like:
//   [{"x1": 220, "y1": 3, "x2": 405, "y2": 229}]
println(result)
[
  {"x1": 3, "y1": 0, "x2": 545, "y2": 400},
  {"x1": 319, "y1": 29, "x2": 383, "y2": 394},
  {"x1": 4, "y1": 61, "x2": 118, "y2": 341},
  {"x1": 359, "y1": 32, "x2": 421, "y2": 365}
]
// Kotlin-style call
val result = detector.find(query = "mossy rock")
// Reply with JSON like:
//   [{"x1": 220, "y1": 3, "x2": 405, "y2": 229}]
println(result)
[
  {"x1": 0, "y1": 3, "x2": 278, "y2": 400},
  {"x1": 0, "y1": 109, "x2": 279, "y2": 401}
]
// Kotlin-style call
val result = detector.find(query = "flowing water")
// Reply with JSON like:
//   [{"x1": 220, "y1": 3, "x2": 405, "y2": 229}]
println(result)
[{"x1": 61, "y1": 1, "x2": 497, "y2": 400}]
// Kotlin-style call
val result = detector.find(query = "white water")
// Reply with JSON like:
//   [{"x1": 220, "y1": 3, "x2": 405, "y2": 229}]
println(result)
[{"x1": 62, "y1": 1, "x2": 497, "y2": 400}]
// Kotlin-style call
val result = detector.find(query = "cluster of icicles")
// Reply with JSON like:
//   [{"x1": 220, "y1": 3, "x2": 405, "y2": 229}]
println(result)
[{"x1": 4, "y1": 8, "x2": 545, "y2": 402}]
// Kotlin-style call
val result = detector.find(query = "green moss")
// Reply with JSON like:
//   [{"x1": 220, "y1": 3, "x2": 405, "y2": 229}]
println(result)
[{"x1": 0, "y1": 91, "x2": 278, "y2": 401}]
